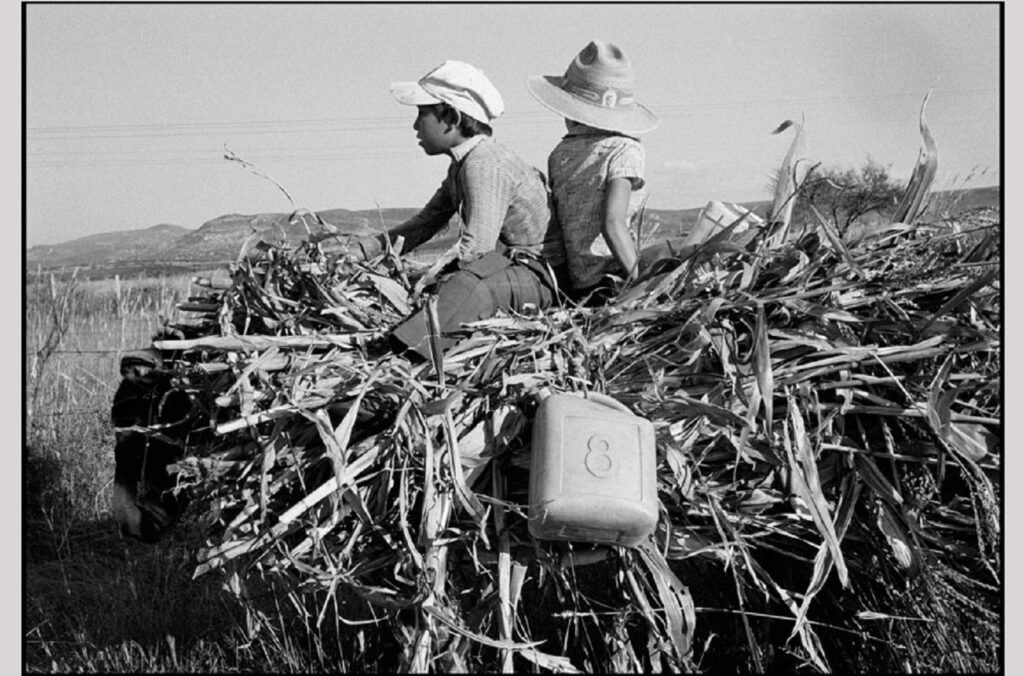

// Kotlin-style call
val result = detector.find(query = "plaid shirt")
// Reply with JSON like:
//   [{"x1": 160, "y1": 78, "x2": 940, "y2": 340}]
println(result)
[
  {"x1": 548, "y1": 129, "x2": 647, "y2": 289},
  {"x1": 383, "y1": 136, "x2": 565, "y2": 265}
]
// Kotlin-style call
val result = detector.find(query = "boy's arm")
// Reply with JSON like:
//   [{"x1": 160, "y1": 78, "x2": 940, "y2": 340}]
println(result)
[
  {"x1": 352, "y1": 184, "x2": 455, "y2": 259},
  {"x1": 601, "y1": 177, "x2": 639, "y2": 282}
]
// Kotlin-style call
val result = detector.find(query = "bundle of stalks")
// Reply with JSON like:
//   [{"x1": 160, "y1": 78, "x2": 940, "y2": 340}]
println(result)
[
  {"x1": 168, "y1": 235, "x2": 414, "y2": 342},
  {"x1": 138, "y1": 111, "x2": 1000, "y2": 672}
]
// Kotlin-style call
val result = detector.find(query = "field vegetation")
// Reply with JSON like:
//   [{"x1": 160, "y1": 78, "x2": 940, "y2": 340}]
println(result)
[
  {"x1": 24, "y1": 273, "x2": 271, "y2": 672},
  {"x1": 24, "y1": 135, "x2": 1001, "y2": 672}
]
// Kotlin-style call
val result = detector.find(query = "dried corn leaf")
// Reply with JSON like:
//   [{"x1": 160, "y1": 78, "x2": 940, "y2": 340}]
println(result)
[
  {"x1": 128, "y1": 120, "x2": 1001, "y2": 673},
  {"x1": 783, "y1": 396, "x2": 848, "y2": 586},
  {"x1": 768, "y1": 118, "x2": 809, "y2": 237},
  {"x1": 893, "y1": 89, "x2": 939, "y2": 224}
]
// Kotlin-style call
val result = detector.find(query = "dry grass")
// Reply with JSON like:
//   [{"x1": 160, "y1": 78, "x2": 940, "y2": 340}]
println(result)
[
  {"x1": 137, "y1": 194, "x2": 1000, "y2": 672},
  {"x1": 25, "y1": 273, "x2": 193, "y2": 522},
  {"x1": 24, "y1": 273, "x2": 262, "y2": 673},
  {"x1": 28, "y1": 100, "x2": 1000, "y2": 672}
]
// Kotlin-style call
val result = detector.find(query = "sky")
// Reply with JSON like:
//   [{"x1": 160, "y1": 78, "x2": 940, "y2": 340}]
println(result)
[{"x1": 23, "y1": 3, "x2": 1002, "y2": 247}]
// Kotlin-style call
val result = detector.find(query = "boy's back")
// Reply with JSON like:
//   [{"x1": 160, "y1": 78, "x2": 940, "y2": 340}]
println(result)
[
  {"x1": 527, "y1": 40, "x2": 660, "y2": 300},
  {"x1": 548, "y1": 129, "x2": 647, "y2": 289}
]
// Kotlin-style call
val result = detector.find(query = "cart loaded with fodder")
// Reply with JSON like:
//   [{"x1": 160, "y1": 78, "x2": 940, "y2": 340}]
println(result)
[{"x1": 113, "y1": 104, "x2": 1001, "y2": 672}]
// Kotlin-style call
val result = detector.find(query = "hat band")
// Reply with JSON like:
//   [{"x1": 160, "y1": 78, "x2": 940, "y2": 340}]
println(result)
[
  {"x1": 420, "y1": 80, "x2": 490, "y2": 122},
  {"x1": 560, "y1": 76, "x2": 635, "y2": 110}
]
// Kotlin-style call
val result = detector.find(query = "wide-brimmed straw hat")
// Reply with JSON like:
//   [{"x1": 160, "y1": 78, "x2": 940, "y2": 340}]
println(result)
[
  {"x1": 527, "y1": 40, "x2": 659, "y2": 136},
  {"x1": 391, "y1": 60, "x2": 505, "y2": 125}
]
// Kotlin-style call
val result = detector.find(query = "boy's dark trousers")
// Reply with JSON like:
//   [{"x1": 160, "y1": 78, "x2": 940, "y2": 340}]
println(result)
[{"x1": 390, "y1": 250, "x2": 561, "y2": 361}]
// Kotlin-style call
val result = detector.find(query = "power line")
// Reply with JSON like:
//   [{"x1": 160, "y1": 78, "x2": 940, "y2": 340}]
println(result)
[
  {"x1": 26, "y1": 88, "x2": 997, "y2": 140},
  {"x1": 25, "y1": 113, "x2": 559, "y2": 140},
  {"x1": 27, "y1": 140, "x2": 423, "y2": 157},
  {"x1": 25, "y1": 112, "x2": 997, "y2": 169},
  {"x1": 27, "y1": 150, "x2": 431, "y2": 168},
  {"x1": 28, "y1": 102, "x2": 995, "y2": 160},
  {"x1": 24, "y1": 83, "x2": 998, "y2": 170}
]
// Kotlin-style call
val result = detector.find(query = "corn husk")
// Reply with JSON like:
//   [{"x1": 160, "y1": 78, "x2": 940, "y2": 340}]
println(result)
[{"x1": 143, "y1": 127, "x2": 999, "y2": 673}]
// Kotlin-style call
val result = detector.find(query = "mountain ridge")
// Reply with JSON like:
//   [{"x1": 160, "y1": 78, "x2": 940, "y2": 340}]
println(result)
[
  {"x1": 26, "y1": 185, "x2": 1000, "y2": 277},
  {"x1": 26, "y1": 208, "x2": 422, "y2": 269}
]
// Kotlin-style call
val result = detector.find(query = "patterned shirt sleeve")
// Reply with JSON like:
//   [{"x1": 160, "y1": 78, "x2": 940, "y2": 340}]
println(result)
[
  {"x1": 457, "y1": 158, "x2": 514, "y2": 259},
  {"x1": 606, "y1": 141, "x2": 646, "y2": 190},
  {"x1": 384, "y1": 182, "x2": 456, "y2": 254}
]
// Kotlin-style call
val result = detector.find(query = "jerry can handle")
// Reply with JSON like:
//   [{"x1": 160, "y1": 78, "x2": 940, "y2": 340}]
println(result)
[
  {"x1": 582, "y1": 391, "x2": 633, "y2": 416},
  {"x1": 534, "y1": 388, "x2": 635, "y2": 416}
]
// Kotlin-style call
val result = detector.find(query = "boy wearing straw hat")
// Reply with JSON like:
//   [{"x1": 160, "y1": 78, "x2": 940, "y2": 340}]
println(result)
[
  {"x1": 349, "y1": 60, "x2": 566, "y2": 360},
  {"x1": 528, "y1": 40, "x2": 674, "y2": 305}
]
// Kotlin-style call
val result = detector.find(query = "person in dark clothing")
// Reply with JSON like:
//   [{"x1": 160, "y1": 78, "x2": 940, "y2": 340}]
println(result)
[{"x1": 347, "y1": 60, "x2": 567, "y2": 361}]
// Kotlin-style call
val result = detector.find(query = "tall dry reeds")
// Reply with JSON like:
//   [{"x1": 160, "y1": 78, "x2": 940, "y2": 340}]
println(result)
[
  {"x1": 116, "y1": 95, "x2": 1000, "y2": 673},
  {"x1": 25, "y1": 271, "x2": 196, "y2": 529}
]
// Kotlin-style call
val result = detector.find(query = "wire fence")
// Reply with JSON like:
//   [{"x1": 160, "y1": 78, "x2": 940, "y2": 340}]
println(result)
[
  {"x1": 44, "y1": 349, "x2": 126, "y2": 355},
  {"x1": 31, "y1": 409, "x2": 108, "y2": 418}
]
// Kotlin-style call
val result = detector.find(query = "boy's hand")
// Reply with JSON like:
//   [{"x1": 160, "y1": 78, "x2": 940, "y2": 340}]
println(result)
[
  {"x1": 342, "y1": 235, "x2": 384, "y2": 262},
  {"x1": 411, "y1": 243, "x2": 461, "y2": 301},
  {"x1": 338, "y1": 237, "x2": 363, "y2": 262}
]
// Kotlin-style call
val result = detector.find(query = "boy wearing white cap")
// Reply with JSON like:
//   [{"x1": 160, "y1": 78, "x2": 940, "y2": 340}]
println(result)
[
  {"x1": 528, "y1": 40, "x2": 673, "y2": 305},
  {"x1": 350, "y1": 60, "x2": 566, "y2": 360}
]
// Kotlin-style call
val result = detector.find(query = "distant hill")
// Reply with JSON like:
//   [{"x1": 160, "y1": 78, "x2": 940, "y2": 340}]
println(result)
[
  {"x1": 27, "y1": 223, "x2": 191, "y2": 267},
  {"x1": 26, "y1": 208, "x2": 422, "y2": 276},
  {"x1": 25, "y1": 186, "x2": 999, "y2": 279},
  {"x1": 161, "y1": 209, "x2": 417, "y2": 262}
]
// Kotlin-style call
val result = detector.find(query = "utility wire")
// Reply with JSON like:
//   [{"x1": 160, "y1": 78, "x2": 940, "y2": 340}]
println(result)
[
  {"x1": 26, "y1": 113, "x2": 996, "y2": 169},
  {"x1": 25, "y1": 86, "x2": 997, "y2": 170},
  {"x1": 27, "y1": 87, "x2": 997, "y2": 138}
]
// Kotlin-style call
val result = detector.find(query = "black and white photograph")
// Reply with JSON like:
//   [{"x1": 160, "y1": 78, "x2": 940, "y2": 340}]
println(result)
[{"x1": 23, "y1": 2, "x2": 1006, "y2": 672}]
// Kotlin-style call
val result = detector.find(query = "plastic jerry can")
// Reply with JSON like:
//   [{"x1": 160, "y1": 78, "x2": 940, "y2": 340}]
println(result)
[{"x1": 528, "y1": 391, "x2": 658, "y2": 547}]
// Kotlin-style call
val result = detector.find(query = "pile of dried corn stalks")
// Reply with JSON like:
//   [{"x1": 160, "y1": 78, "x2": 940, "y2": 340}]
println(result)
[{"x1": 143, "y1": 115, "x2": 1000, "y2": 673}]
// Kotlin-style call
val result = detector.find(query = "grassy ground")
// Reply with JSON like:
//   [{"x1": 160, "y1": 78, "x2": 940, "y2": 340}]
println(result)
[
  {"x1": 23, "y1": 271, "x2": 277, "y2": 672},
  {"x1": 23, "y1": 264, "x2": 460, "y2": 672},
  {"x1": 22, "y1": 209, "x2": 1001, "y2": 672}
]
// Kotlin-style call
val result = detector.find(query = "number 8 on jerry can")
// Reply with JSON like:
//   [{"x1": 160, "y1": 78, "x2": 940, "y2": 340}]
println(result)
[{"x1": 528, "y1": 391, "x2": 658, "y2": 547}]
